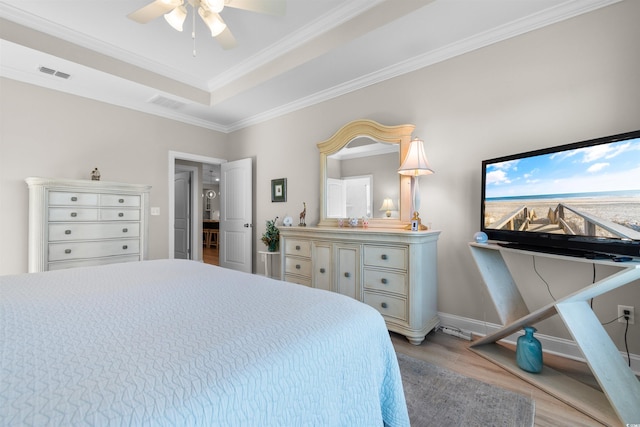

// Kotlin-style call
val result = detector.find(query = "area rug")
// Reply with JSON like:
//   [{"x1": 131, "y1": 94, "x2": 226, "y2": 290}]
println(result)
[{"x1": 397, "y1": 352, "x2": 535, "y2": 427}]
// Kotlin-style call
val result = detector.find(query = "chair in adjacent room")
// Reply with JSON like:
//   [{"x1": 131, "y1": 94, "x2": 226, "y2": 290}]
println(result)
[{"x1": 203, "y1": 229, "x2": 212, "y2": 248}]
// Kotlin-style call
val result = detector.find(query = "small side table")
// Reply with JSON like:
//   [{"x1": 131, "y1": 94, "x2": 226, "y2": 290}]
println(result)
[{"x1": 258, "y1": 251, "x2": 280, "y2": 278}]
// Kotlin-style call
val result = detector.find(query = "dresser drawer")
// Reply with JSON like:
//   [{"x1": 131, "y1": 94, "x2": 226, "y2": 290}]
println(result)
[
  {"x1": 363, "y1": 291, "x2": 407, "y2": 322},
  {"x1": 49, "y1": 208, "x2": 99, "y2": 222},
  {"x1": 49, "y1": 240, "x2": 140, "y2": 261},
  {"x1": 48, "y1": 255, "x2": 140, "y2": 271},
  {"x1": 100, "y1": 209, "x2": 141, "y2": 221},
  {"x1": 101, "y1": 194, "x2": 141, "y2": 207},
  {"x1": 284, "y1": 256, "x2": 312, "y2": 278},
  {"x1": 284, "y1": 239, "x2": 311, "y2": 258},
  {"x1": 363, "y1": 269, "x2": 407, "y2": 295},
  {"x1": 363, "y1": 245, "x2": 407, "y2": 270},
  {"x1": 49, "y1": 191, "x2": 98, "y2": 206},
  {"x1": 285, "y1": 274, "x2": 312, "y2": 287},
  {"x1": 49, "y1": 222, "x2": 140, "y2": 241}
]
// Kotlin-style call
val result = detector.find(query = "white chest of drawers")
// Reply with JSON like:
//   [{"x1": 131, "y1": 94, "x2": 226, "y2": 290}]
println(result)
[
  {"x1": 280, "y1": 227, "x2": 440, "y2": 344},
  {"x1": 26, "y1": 177, "x2": 151, "y2": 272}
]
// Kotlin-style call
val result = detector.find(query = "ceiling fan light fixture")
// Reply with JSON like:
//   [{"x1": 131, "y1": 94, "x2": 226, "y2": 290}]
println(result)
[
  {"x1": 164, "y1": 5, "x2": 187, "y2": 31},
  {"x1": 198, "y1": 8, "x2": 226, "y2": 37},
  {"x1": 201, "y1": 0, "x2": 225, "y2": 14}
]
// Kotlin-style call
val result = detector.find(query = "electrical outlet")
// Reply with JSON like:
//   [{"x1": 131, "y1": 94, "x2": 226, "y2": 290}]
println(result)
[{"x1": 618, "y1": 305, "x2": 635, "y2": 324}]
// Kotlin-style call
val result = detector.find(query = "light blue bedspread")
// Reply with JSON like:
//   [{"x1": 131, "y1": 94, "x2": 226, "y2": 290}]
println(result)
[{"x1": 1, "y1": 259, "x2": 409, "y2": 426}]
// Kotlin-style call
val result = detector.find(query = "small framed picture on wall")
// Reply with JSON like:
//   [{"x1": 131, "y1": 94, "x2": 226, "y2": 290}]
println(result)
[{"x1": 271, "y1": 178, "x2": 287, "y2": 202}]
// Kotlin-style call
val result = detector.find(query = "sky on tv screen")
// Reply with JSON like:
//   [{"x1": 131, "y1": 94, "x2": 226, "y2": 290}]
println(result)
[{"x1": 485, "y1": 138, "x2": 640, "y2": 200}]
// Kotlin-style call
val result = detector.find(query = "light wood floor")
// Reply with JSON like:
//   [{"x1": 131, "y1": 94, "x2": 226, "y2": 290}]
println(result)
[
  {"x1": 392, "y1": 331, "x2": 606, "y2": 427},
  {"x1": 203, "y1": 246, "x2": 219, "y2": 266}
]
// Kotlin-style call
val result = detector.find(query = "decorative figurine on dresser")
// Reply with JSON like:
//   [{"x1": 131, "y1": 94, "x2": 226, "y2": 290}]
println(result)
[
  {"x1": 280, "y1": 119, "x2": 441, "y2": 345},
  {"x1": 298, "y1": 202, "x2": 307, "y2": 226},
  {"x1": 25, "y1": 177, "x2": 151, "y2": 272},
  {"x1": 90, "y1": 167, "x2": 101, "y2": 181}
]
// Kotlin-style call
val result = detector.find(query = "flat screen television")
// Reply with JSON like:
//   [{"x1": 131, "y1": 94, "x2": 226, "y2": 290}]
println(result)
[{"x1": 481, "y1": 130, "x2": 640, "y2": 259}]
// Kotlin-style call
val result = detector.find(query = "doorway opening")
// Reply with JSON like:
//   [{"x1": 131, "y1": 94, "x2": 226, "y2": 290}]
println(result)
[
  {"x1": 202, "y1": 164, "x2": 221, "y2": 266},
  {"x1": 169, "y1": 151, "x2": 226, "y2": 265}
]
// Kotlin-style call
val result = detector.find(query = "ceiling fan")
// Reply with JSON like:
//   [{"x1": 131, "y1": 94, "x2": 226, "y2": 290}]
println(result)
[{"x1": 128, "y1": 0, "x2": 286, "y2": 50}]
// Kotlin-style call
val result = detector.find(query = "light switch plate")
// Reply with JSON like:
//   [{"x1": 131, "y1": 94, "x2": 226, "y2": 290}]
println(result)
[{"x1": 150, "y1": 207, "x2": 160, "y2": 216}]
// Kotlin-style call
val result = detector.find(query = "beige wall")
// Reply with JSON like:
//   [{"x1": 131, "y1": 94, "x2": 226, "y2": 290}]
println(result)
[
  {"x1": 0, "y1": 79, "x2": 229, "y2": 274},
  {"x1": 226, "y1": 0, "x2": 640, "y2": 353},
  {"x1": 1, "y1": 1, "x2": 638, "y2": 354}
]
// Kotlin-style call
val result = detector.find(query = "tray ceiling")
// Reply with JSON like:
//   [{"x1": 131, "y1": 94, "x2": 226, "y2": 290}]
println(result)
[{"x1": 0, "y1": 0, "x2": 619, "y2": 132}]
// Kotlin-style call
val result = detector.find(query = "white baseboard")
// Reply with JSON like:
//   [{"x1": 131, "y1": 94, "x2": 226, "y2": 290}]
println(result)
[{"x1": 437, "y1": 312, "x2": 639, "y2": 375}]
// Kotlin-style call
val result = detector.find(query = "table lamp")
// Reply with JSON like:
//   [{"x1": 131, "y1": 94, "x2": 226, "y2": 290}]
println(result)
[
  {"x1": 379, "y1": 198, "x2": 395, "y2": 218},
  {"x1": 398, "y1": 137, "x2": 434, "y2": 230}
]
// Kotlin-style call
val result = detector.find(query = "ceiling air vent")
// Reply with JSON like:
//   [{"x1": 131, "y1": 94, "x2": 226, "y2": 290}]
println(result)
[
  {"x1": 39, "y1": 66, "x2": 71, "y2": 79},
  {"x1": 39, "y1": 66, "x2": 55, "y2": 75},
  {"x1": 54, "y1": 71, "x2": 71, "y2": 79},
  {"x1": 148, "y1": 95, "x2": 187, "y2": 110}
]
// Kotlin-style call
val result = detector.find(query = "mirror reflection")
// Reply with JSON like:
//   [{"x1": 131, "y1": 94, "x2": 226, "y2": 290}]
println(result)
[
  {"x1": 317, "y1": 120, "x2": 415, "y2": 228},
  {"x1": 326, "y1": 137, "x2": 399, "y2": 219}
]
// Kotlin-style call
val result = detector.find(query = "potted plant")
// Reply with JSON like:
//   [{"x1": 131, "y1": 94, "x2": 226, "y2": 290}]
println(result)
[{"x1": 261, "y1": 216, "x2": 280, "y2": 252}]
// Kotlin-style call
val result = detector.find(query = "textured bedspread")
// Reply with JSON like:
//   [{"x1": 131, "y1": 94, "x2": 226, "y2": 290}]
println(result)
[{"x1": 1, "y1": 259, "x2": 409, "y2": 426}]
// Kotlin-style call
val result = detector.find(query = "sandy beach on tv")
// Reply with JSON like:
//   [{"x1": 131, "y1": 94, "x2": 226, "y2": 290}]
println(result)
[{"x1": 484, "y1": 196, "x2": 640, "y2": 234}]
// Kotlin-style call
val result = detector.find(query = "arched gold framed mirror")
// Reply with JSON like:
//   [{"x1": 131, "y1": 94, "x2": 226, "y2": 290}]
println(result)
[{"x1": 317, "y1": 119, "x2": 415, "y2": 228}]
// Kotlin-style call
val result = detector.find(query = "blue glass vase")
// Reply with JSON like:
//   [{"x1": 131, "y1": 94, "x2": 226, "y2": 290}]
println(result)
[{"x1": 516, "y1": 326, "x2": 543, "y2": 373}]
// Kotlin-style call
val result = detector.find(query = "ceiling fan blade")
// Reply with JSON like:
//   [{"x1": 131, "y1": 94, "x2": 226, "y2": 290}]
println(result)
[
  {"x1": 224, "y1": 0, "x2": 286, "y2": 16},
  {"x1": 127, "y1": 0, "x2": 183, "y2": 24},
  {"x1": 215, "y1": 26, "x2": 238, "y2": 50}
]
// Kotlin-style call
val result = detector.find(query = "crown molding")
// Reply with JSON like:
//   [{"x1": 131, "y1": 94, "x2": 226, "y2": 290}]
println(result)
[
  {"x1": 1, "y1": 0, "x2": 622, "y2": 133},
  {"x1": 206, "y1": 0, "x2": 383, "y2": 91},
  {"x1": 227, "y1": 0, "x2": 622, "y2": 132}
]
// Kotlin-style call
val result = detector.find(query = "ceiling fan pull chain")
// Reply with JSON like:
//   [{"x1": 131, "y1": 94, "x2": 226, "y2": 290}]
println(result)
[{"x1": 192, "y1": 4, "x2": 197, "y2": 57}]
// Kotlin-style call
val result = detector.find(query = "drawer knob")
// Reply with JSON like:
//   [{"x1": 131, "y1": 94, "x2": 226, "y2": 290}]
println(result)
[
  {"x1": 381, "y1": 302, "x2": 388, "y2": 309},
  {"x1": 381, "y1": 278, "x2": 388, "y2": 284},
  {"x1": 70, "y1": 212, "x2": 77, "y2": 217},
  {"x1": 319, "y1": 268, "x2": 325, "y2": 274},
  {"x1": 295, "y1": 264, "x2": 301, "y2": 270},
  {"x1": 71, "y1": 196, "x2": 78, "y2": 202},
  {"x1": 123, "y1": 228, "x2": 128, "y2": 233},
  {"x1": 118, "y1": 212, "x2": 124, "y2": 217},
  {"x1": 295, "y1": 245, "x2": 301, "y2": 250},
  {"x1": 65, "y1": 230, "x2": 72, "y2": 235},
  {"x1": 64, "y1": 249, "x2": 71, "y2": 254},
  {"x1": 119, "y1": 198, "x2": 125, "y2": 203},
  {"x1": 344, "y1": 272, "x2": 350, "y2": 278},
  {"x1": 122, "y1": 245, "x2": 128, "y2": 250},
  {"x1": 381, "y1": 254, "x2": 388, "y2": 260}
]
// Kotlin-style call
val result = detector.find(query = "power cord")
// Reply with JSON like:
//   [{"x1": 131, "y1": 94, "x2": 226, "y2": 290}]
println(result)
[
  {"x1": 532, "y1": 258, "x2": 631, "y2": 367},
  {"x1": 601, "y1": 314, "x2": 626, "y2": 325},
  {"x1": 601, "y1": 310, "x2": 632, "y2": 367},
  {"x1": 623, "y1": 315, "x2": 630, "y2": 367},
  {"x1": 590, "y1": 263, "x2": 596, "y2": 309},
  {"x1": 532, "y1": 256, "x2": 556, "y2": 301}
]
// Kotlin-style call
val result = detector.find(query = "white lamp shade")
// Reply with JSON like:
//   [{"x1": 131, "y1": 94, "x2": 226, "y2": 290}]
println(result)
[
  {"x1": 379, "y1": 198, "x2": 395, "y2": 211},
  {"x1": 398, "y1": 137, "x2": 434, "y2": 176},
  {"x1": 198, "y1": 8, "x2": 227, "y2": 36},
  {"x1": 164, "y1": 5, "x2": 187, "y2": 31},
  {"x1": 201, "y1": 0, "x2": 225, "y2": 13}
]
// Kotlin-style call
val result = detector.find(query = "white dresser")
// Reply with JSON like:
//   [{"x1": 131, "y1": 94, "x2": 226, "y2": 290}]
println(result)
[
  {"x1": 280, "y1": 227, "x2": 440, "y2": 344},
  {"x1": 26, "y1": 177, "x2": 151, "y2": 272}
]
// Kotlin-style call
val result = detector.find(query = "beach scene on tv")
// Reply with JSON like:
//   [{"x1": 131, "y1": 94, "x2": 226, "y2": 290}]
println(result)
[{"x1": 484, "y1": 137, "x2": 640, "y2": 240}]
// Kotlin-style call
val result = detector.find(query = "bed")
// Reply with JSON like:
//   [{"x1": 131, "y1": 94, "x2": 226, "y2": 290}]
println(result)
[{"x1": 0, "y1": 259, "x2": 409, "y2": 426}]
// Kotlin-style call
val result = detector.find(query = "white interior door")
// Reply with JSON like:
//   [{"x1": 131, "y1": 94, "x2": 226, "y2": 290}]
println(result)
[
  {"x1": 220, "y1": 158, "x2": 252, "y2": 273},
  {"x1": 174, "y1": 171, "x2": 191, "y2": 259},
  {"x1": 327, "y1": 177, "x2": 346, "y2": 217}
]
